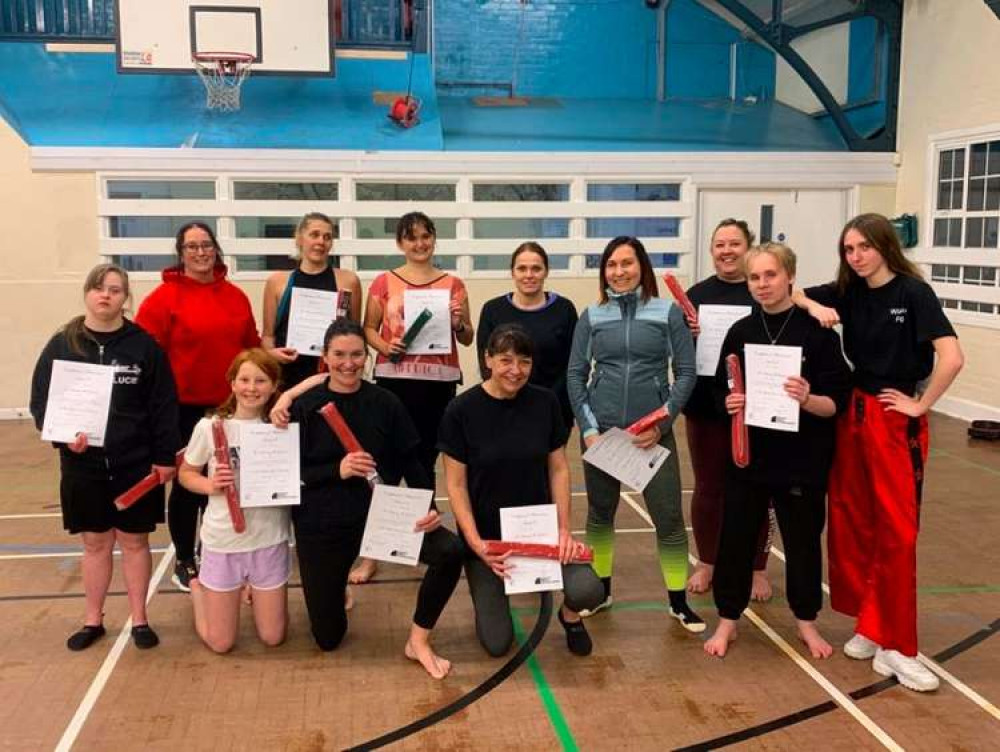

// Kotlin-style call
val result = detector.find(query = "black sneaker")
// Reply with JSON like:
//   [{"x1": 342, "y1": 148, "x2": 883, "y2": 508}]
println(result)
[
  {"x1": 667, "y1": 594, "x2": 706, "y2": 634},
  {"x1": 558, "y1": 608, "x2": 593, "y2": 656},
  {"x1": 67, "y1": 624, "x2": 105, "y2": 651},
  {"x1": 172, "y1": 558, "x2": 198, "y2": 592},
  {"x1": 131, "y1": 624, "x2": 160, "y2": 650}
]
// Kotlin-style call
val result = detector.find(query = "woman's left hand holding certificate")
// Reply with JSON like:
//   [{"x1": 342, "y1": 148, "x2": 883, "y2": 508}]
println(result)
[{"x1": 41, "y1": 361, "x2": 115, "y2": 447}]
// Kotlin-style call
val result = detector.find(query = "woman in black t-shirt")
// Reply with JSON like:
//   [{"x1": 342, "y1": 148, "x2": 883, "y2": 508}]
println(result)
[
  {"x1": 683, "y1": 218, "x2": 774, "y2": 600},
  {"x1": 476, "y1": 242, "x2": 578, "y2": 433},
  {"x1": 794, "y1": 213, "x2": 964, "y2": 692},
  {"x1": 440, "y1": 325, "x2": 603, "y2": 658}
]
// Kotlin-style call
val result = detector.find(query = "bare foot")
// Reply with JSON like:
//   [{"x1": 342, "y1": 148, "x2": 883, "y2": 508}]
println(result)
[
  {"x1": 687, "y1": 562, "x2": 713, "y2": 594},
  {"x1": 405, "y1": 637, "x2": 452, "y2": 680},
  {"x1": 344, "y1": 586, "x2": 354, "y2": 612},
  {"x1": 704, "y1": 619, "x2": 738, "y2": 658},
  {"x1": 348, "y1": 558, "x2": 378, "y2": 584},
  {"x1": 751, "y1": 570, "x2": 772, "y2": 602},
  {"x1": 797, "y1": 621, "x2": 833, "y2": 659}
]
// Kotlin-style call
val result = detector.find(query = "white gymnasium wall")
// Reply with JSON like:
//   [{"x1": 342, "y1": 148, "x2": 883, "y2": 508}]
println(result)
[{"x1": 895, "y1": 0, "x2": 1000, "y2": 419}]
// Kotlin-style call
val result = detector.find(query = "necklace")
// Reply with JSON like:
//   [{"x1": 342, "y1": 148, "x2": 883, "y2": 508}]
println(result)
[{"x1": 760, "y1": 306, "x2": 795, "y2": 345}]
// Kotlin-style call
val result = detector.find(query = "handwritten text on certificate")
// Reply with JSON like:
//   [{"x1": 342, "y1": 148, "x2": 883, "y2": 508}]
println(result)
[
  {"x1": 41, "y1": 360, "x2": 115, "y2": 447},
  {"x1": 360, "y1": 485, "x2": 433, "y2": 566},
  {"x1": 696, "y1": 305, "x2": 751, "y2": 375},
  {"x1": 286, "y1": 288, "x2": 340, "y2": 356},
  {"x1": 744, "y1": 344, "x2": 802, "y2": 433},
  {"x1": 403, "y1": 289, "x2": 452, "y2": 355},
  {"x1": 582, "y1": 427, "x2": 671, "y2": 492},
  {"x1": 500, "y1": 504, "x2": 563, "y2": 595},
  {"x1": 238, "y1": 424, "x2": 301, "y2": 507}
]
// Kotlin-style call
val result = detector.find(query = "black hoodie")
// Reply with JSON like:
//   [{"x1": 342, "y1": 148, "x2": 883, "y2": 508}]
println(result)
[{"x1": 30, "y1": 319, "x2": 181, "y2": 478}]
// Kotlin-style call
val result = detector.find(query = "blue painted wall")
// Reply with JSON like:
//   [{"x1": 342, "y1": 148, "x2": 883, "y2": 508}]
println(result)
[{"x1": 433, "y1": 0, "x2": 659, "y2": 99}]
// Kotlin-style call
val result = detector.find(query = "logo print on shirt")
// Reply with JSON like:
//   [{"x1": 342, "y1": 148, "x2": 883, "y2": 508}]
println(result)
[
  {"x1": 889, "y1": 307, "x2": 907, "y2": 324},
  {"x1": 111, "y1": 361, "x2": 142, "y2": 385}
]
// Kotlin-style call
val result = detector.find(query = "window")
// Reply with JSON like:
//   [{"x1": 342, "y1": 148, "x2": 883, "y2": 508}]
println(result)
[
  {"x1": 473, "y1": 184, "x2": 569, "y2": 202},
  {"x1": 356, "y1": 218, "x2": 457, "y2": 239},
  {"x1": 587, "y1": 183, "x2": 681, "y2": 202},
  {"x1": 109, "y1": 217, "x2": 216, "y2": 238},
  {"x1": 586, "y1": 217, "x2": 680, "y2": 238},
  {"x1": 473, "y1": 219, "x2": 570, "y2": 239},
  {"x1": 355, "y1": 183, "x2": 455, "y2": 201},
  {"x1": 233, "y1": 182, "x2": 338, "y2": 200},
  {"x1": 107, "y1": 180, "x2": 215, "y2": 200}
]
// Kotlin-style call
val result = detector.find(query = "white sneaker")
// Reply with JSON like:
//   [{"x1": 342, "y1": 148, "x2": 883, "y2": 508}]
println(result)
[
  {"x1": 843, "y1": 633, "x2": 880, "y2": 660},
  {"x1": 579, "y1": 595, "x2": 612, "y2": 618},
  {"x1": 872, "y1": 649, "x2": 940, "y2": 692}
]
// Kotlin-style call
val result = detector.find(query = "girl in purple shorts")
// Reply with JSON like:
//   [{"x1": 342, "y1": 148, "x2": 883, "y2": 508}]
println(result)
[{"x1": 178, "y1": 349, "x2": 291, "y2": 653}]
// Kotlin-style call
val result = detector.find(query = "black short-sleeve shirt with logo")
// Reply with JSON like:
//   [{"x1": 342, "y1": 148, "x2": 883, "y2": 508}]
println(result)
[{"x1": 806, "y1": 275, "x2": 956, "y2": 395}]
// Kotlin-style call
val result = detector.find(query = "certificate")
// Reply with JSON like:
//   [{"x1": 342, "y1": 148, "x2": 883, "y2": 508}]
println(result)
[
  {"x1": 744, "y1": 344, "x2": 802, "y2": 433},
  {"x1": 41, "y1": 360, "x2": 115, "y2": 447},
  {"x1": 582, "y1": 427, "x2": 671, "y2": 492},
  {"x1": 360, "y1": 485, "x2": 433, "y2": 566},
  {"x1": 286, "y1": 288, "x2": 350, "y2": 356},
  {"x1": 500, "y1": 504, "x2": 563, "y2": 596},
  {"x1": 696, "y1": 305, "x2": 752, "y2": 376},
  {"x1": 237, "y1": 423, "x2": 301, "y2": 507},
  {"x1": 403, "y1": 289, "x2": 452, "y2": 355}
]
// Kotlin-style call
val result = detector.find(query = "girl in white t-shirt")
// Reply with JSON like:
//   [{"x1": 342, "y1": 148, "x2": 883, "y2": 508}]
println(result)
[{"x1": 178, "y1": 348, "x2": 291, "y2": 653}]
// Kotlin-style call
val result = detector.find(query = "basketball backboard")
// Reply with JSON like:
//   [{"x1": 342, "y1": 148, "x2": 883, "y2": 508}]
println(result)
[{"x1": 114, "y1": 1, "x2": 335, "y2": 76}]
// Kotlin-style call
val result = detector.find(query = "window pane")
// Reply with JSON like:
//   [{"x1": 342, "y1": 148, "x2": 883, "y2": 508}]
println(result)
[
  {"x1": 948, "y1": 218, "x2": 963, "y2": 246},
  {"x1": 355, "y1": 183, "x2": 456, "y2": 201},
  {"x1": 940, "y1": 298, "x2": 958, "y2": 309},
  {"x1": 983, "y1": 267, "x2": 998, "y2": 285},
  {"x1": 586, "y1": 217, "x2": 680, "y2": 238},
  {"x1": 355, "y1": 217, "x2": 457, "y2": 239},
  {"x1": 108, "y1": 255, "x2": 175, "y2": 272},
  {"x1": 967, "y1": 178, "x2": 985, "y2": 210},
  {"x1": 961, "y1": 300, "x2": 978, "y2": 311},
  {"x1": 936, "y1": 180, "x2": 950, "y2": 211},
  {"x1": 584, "y1": 252, "x2": 678, "y2": 269},
  {"x1": 963, "y1": 266, "x2": 982, "y2": 284},
  {"x1": 965, "y1": 218, "x2": 984, "y2": 248},
  {"x1": 471, "y1": 254, "x2": 570, "y2": 271},
  {"x1": 954, "y1": 149, "x2": 965, "y2": 178},
  {"x1": 109, "y1": 217, "x2": 216, "y2": 238},
  {"x1": 232, "y1": 255, "x2": 298, "y2": 272},
  {"x1": 235, "y1": 217, "x2": 305, "y2": 239},
  {"x1": 986, "y1": 217, "x2": 999, "y2": 248},
  {"x1": 473, "y1": 184, "x2": 570, "y2": 202},
  {"x1": 938, "y1": 150, "x2": 953, "y2": 180},
  {"x1": 970, "y1": 143, "x2": 988, "y2": 177},
  {"x1": 587, "y1": 183, "x2": 681, "y2": 201},
  {"x1": 107, "y1": 180, "x2": 216, "y2": 200},
  {"x1": 989, "y1": 141, "x2": 1000, "y2": 176},
  {"x1": 947, "y1": 264, "x2": 961, "y2": 280},
  {"x1": 232, "y1": 182, "x2": 338, "y2": 200},
  {"x1": 952, "y1": 180, "x2": 964, "y2": 210},
  {"x1": 473, "y1": 219, "x2": 570, "y2": 239},
  {"x1": 986, "y1": 177, "x2": 1000, "y2": 211},
  {"x1": 355, "y1": 255, "x2": 456, "y2": 271},
  {"x1": 933, "y1": 218, "x2": 949, "y2": 246},
  {"x1": 931, "y1": 264, "x2": 945, "y2": 281}
]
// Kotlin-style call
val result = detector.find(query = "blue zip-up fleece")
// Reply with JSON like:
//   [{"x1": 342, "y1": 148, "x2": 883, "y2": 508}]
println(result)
[{"x1": 567, "y1": 289, "x2": 696, "y2": 437}]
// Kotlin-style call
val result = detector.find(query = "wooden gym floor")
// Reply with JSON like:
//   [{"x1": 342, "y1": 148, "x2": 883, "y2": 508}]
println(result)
[{"x1": 0, "y1": 413, "x2": 997, "y2": 751}]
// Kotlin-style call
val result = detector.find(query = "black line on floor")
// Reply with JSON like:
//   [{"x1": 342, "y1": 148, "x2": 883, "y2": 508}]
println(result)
[
  {"x1": 673, "y1": 617, "x2": 1000, "y2": 751},
  {"x1": 343, "y1": 591, "x2": 554, "y2": 752}
]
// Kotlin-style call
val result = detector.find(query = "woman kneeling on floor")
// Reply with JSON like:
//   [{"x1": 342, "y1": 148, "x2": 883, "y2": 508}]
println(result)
[
  {"x1": 704, "y1": 243, "x2": 851, "y2": 659},
  {"x1": 440, "y1": 325, "x2": 603, "y2": 657}
]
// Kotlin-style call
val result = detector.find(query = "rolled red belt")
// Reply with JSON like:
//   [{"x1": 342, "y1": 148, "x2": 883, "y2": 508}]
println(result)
[
  {"x1": 725, "y1": 354, "x2": 750, "y2": 468},
  {"x1": 482, "y1": 540, "x2": 594, "y2": 563},
  {"x1": 318, "y1": 402, "x2": 382, "y2": 486},
  {"x1": 626, "y1": 405, "x2": 670, "y2": 435},
  {"x1": 663, "y1": 273, "x2": 697, "y2": 323},
  {"x1": 212, "y1": 419, "x2": 246, "y2": 534},
  {"x1": 113, "y1": 449, "x2": 185, "y2": 511}
]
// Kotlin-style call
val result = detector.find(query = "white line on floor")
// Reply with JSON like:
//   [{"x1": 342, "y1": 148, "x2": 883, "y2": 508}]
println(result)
[
  {"x1": 617, "y1": 493, "x2": 904, "y2": 752},
  {"x1": 768, "y1": 545, "x2": 1000, "y2": 724},
  {"x1": 0, "y1": 547, "x2": 170, "y2": 561},
  {"x1": 54, "y1": 544, "x2": 175, "y2": 752},
  {"x1": 0, "y1": 513, "x2": 62, "y2": 520}
]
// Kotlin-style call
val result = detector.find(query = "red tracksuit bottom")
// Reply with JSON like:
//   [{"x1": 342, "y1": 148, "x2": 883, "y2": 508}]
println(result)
[{"x1": 828, "y1": 388, "x2": 928, "y2": 657}]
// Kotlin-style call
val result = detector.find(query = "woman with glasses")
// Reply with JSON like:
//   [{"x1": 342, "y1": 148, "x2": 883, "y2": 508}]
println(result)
[{"x1": 136, "y1": 222, "x2": 262, "y2": 592}]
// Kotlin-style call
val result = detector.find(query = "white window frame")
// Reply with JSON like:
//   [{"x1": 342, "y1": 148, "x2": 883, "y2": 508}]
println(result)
[{"x1": 919, "y1": 124, "x2": 1000, "y2": 329}]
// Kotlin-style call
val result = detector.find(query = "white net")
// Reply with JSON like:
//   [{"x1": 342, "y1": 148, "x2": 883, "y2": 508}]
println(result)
[{"x1": 193, "y1": 55, "x2": 253, "y2": 112}]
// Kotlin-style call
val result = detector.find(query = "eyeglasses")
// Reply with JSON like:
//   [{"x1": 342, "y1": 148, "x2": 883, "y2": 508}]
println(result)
[{"x1": 182, "y1": 242, "x2": 216, "y2": 253}]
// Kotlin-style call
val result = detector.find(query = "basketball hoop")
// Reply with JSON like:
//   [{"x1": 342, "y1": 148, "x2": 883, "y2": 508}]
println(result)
[{"x1": 193, "y1": 52, "x2": 254, "y2": 111}]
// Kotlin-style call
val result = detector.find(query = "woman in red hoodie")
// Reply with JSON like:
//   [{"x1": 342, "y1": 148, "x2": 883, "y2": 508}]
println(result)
[{"x1": 136, "y1": 222, "x2": 261, "y2": 591}]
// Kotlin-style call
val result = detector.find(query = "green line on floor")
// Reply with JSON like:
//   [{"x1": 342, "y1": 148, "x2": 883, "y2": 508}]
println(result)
[
  {"x1": 930, "y1": 448, "x2": 1000, "y2": 477},
  {"x1": 511, "y1": 609, "x2": 579, "y2": 752}
]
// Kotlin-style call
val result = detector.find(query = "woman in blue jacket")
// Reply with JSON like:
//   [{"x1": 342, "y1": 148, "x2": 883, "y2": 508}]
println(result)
[{"x1": 567, "y1": 237, "x2": 701, "y2": 630}]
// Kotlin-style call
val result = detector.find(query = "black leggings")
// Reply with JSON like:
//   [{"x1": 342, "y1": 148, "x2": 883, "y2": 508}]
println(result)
[
  {"x1": 375, "y1": 378, "x2": 457, "y2": 488},
  {"x1": 713, "y1": 479, "x2": 826, "y2": 622},
  {"x1": 294, "y1": 521, "x2": 464, "y2": 651},
  {"x1": 169, "y1": 403, "x2": 211, "y2": 562}
]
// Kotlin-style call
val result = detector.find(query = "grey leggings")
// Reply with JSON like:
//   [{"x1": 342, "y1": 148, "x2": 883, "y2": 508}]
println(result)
[{"x1": 465, "y1": 557, "x2": 604, "y2": 657}]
